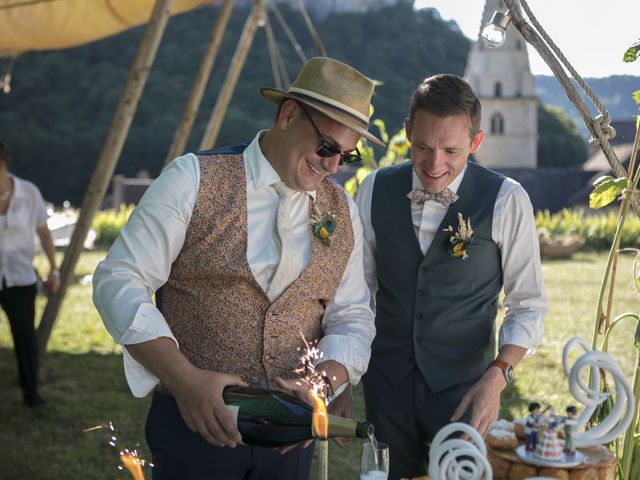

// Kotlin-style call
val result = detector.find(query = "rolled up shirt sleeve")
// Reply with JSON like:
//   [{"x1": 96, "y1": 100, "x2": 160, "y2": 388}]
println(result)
[
  {"x1": 317, "y1": 192, "x2": 375, "y2": 386},
  {"x1": 495, "y1": 180, "x2": 547, "y2": 351},
  {"x1": 92, "y1": 154, "x2": 199, "y2": 396}
]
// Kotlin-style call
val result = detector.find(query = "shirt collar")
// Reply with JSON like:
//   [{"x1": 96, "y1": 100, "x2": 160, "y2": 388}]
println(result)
[
  {"x1": 8, "y1": 174, "x2": 27, "y2": 200},
  {"x1": 411, "y1": 163, "x2": 467, "y2": 195},
  {"x1": 244, "y1": 130, "x2": 316, "y2": 200}
]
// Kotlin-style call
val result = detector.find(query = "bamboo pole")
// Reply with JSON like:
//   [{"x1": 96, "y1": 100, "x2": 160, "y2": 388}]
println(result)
[
  {"x1": 36, "y1": 0, "x2": 174, "y2": 358},
  {"x1": 164, "y1": 0, "x2": 235, "y2": 167},
  {"x1": 199, "y1": 0, "x2": 266, "y2": 150}
]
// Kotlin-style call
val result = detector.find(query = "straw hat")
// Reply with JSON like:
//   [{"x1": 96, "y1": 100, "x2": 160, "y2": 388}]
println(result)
[{"x1": 260, "y1": 57, "x2": 385, "y2": 146}]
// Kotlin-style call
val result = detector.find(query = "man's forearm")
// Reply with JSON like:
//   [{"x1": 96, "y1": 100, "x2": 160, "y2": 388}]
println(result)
[
  {"x1": 125, "y1": 337, "x2": 194, "y2": 393},
  {"x1": 496, "y1": 344, "x2": 527, "y2": 368},
  {"x1": 36, "y1": 225, "x2": 58, "y2": 270}
]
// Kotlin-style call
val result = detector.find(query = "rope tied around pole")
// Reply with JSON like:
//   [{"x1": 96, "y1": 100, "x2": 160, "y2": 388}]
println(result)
[
  {"x1": 590, "y1": 113, "x2": 617, "y2": 146},
  {"x1": 504, "y1": 0, "x2": 639, "y2": 215}
]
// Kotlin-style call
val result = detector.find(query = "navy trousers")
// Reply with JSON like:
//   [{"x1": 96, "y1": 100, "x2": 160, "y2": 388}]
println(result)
[
  {"x1": 146, "y1": 391, "x2": 315, "y2": 480},
  {"x1": 363, "y1": 366, "x2": 478, "y2": 480},
  {"x1": 0, "y1": 282, "x2": 40, "y2": 404}
]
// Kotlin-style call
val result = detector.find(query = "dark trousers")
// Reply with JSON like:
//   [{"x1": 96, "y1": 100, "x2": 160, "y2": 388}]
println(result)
[
  {"x1": 146, "y1": 392, "x2": 315, "y2": 480},
  {"x1": 0, "y1": 282, "x2": 40, "y2": 403},
  {"x1": 363, "y1": 365, "x2": 478, "y2": 480}
]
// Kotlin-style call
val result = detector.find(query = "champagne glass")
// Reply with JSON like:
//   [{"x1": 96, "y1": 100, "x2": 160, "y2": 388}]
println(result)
[{"x1": 360, "y1": 441, "x2": 389, "y2": 480}]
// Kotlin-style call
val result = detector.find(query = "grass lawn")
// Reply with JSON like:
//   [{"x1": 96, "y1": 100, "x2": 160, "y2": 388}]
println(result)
[{"x1": 0, "y1": 251, "x2": 638, "y2": 479}]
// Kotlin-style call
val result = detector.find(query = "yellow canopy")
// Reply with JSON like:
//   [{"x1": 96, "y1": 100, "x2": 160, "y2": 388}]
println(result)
[{"x1": 0, "y1": 0, "x2": 219, "y2": 54}]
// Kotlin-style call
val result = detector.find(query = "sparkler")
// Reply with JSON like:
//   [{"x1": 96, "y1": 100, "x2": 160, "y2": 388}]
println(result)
[
  {"x1": 84, "y1": 422, "x2": 151, "y2": 480},
  {"x1": 295, "y1": 333, "x2": 330, "y2": 480}
]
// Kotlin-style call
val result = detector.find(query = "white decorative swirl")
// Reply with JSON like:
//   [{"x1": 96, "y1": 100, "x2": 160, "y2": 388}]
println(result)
[
  {"x1": 428, "y1": 423, "x2": 492, "y2": 480},
  {"x1": 562, "y1": 336, "x2": 635, "y2": 446}
]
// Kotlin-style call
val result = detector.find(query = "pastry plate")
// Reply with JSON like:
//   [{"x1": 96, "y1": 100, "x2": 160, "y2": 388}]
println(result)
[{"x1": 515, "y1": 445, "x2": 585, "y2": 468}]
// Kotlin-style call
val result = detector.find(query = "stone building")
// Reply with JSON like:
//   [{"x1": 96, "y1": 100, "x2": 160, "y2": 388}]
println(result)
[{"x1": 464, "y1": 0, "x2": 538, "y2": 169}]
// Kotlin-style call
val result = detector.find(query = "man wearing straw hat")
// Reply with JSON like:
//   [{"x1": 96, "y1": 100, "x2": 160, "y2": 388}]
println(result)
[
  {"x1": 93, "y1": 57, "x2": 382, "y2": 479},
  {"x1": 356, "y1": 74, "x2": 547, "y2": 480}
]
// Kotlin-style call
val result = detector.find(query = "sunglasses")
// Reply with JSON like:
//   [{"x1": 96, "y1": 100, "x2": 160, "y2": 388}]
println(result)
[{"x1": 299, "y1": 105, "x2": 363, "y2": 165}]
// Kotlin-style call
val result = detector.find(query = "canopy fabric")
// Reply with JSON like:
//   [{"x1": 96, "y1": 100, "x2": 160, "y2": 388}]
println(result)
[{"x1": 0, "y1": 0, "x2": 219, "y2": 54}]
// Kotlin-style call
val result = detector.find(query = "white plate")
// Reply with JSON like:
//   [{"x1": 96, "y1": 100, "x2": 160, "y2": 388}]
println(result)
[{"x1": 515, "y1": 445, "x2": 585, "y2": 468}]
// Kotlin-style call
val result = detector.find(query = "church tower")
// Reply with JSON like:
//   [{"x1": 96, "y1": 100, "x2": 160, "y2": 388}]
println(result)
[{"x1": 464, "y1": 0, "x2": 538, "y2": 168}]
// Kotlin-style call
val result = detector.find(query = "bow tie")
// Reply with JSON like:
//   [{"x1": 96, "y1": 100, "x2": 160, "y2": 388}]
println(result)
[{"x1": 407, "y1": 187, "x2": 458, "y2": 206}]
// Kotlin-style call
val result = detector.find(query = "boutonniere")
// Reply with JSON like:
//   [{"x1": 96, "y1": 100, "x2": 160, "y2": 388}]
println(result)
[
  {"x1": 443, "y1": 212, "x2": 474, "y2": 260},
  {"x1": 309, "y1": 203, "x2": 335, "y2": 246}
]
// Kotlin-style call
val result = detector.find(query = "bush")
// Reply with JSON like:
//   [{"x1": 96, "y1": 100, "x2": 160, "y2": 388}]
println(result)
[
  {"x1": 535, "y1": 208, "x2": 640, "y2": 250},
  {"x1": 92, "y1": 205, "x2": 134, "y2": 247}
]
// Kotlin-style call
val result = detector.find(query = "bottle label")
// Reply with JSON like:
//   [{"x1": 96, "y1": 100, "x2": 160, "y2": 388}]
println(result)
[
  {"x1": 226, "y1": 405, "x2": 246, "y2": 445},
  {"x1": 226, "y1": 404, "x2": 239, "y2": 425}
]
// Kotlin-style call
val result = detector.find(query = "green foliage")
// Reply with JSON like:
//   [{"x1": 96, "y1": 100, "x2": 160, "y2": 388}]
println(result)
[
  {"x1": 92, "y1": 205, "x2": 134, "y2": 247},
  {"x1": 344, "y1": 123, "x2": 410, "y2": 198},
  {"x1": 589, "y1": 175, "x2": 628, "y2": 209},
  {"x1": 537, "y1": 105, "x2": 588, "y2": 167},
  {"x1": 623, "y1": 39, "x2": 640, "y2": 63},
  {"x1": 535, "y1": 208, "x2": 640, "y2": 250}
]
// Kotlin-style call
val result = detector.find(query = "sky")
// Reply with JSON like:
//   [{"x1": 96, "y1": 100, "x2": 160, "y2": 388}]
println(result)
[{"x1": 413, "y1": 0, "x2": 640, "y2": 78}]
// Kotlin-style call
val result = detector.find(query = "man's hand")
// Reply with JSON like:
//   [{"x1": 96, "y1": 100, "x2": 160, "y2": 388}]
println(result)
[
  {"x1": 171, "y1": 369, "x2": 248, "y2": 448},
  {"x1": 46, "y1": 269, "x2": 60, "y2": 294},
  {"x1": 450, "y1": 367, "x2": 506, "y2": 437},
  {"x1": 328, "y1": 384, "x2": 353, "y2": 448}
]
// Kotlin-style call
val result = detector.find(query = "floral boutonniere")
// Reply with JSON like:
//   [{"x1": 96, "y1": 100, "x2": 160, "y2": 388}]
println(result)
[
  {"x1": 309, "y1": 203, "x2": 336, "y2": 246},
  {"x1": 443, "y1": 212, "x2": 474, "y2": 260}
]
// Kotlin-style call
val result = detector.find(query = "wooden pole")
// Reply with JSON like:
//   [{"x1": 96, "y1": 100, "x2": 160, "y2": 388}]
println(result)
[
  {"x1": 164, "y1": 0, "x2": 235, "y2": 167},
  {"x1": 36, "y1": 0, "x2": 174, "y2": 358},
  {"x1": 296, "y1": 0, "x2": 326, "y2": 57},
  {"x1": 199, "y1": 0, "x2": 266, "y2": 150}
]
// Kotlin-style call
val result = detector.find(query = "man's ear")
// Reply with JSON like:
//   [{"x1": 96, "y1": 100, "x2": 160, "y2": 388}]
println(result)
[
  {"x1": 404, "y1": 117, "x2": 412, "y2": 141},
  {"x1": 277, "y1": 99, "x2": 298, "y2": 129},
  {"x1": 470, "y1": 130, "x2": 484, "y2": 153}
]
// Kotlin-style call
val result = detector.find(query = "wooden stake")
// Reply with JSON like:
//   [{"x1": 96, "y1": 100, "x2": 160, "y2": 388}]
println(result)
[
  {"x1": 199, "y1": 0, "x2": 266, "y2": 150},
  {"x1": 164, "y1": 0, "x2": 235, "y2": 167},
  {"x1": 36, "y1": 0, "x2": 174, "y2": 358}
]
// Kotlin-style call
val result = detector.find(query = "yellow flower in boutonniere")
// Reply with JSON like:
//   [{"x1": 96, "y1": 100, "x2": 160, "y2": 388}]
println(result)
[
  {"x1": 443, "y1": 212, "x2": 474, "y2": 260},
  {"x1": 309, "y1": 203, "x2": 336, "y2": 246}
]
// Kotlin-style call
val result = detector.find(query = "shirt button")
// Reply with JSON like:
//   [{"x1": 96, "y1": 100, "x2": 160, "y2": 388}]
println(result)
[
  {"x1": 417, "y1": 289, "x2": 425, "y2": 296},
  {"x1": 408, "y1": 356, "x2": 415, "y2": 364},
  {"x1": 420, "y1": 267, "x2": 427, "y2": 274},
  {"x1": 415, "y1": 335, "x2": 422, "y2": 343},
  {"x1": 415, "y1": 313, "x2": 423, "y2": 320}
]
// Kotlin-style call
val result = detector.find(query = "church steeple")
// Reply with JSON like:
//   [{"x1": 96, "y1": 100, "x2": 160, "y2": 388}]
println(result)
[{"x1": 464, "y1": 0, "x2": 539, "y2": 169}]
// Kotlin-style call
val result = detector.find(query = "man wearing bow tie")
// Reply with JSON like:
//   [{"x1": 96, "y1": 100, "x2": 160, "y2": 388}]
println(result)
[{"x1": 355, "y1": 74, "x2": 547, "y2": 480}]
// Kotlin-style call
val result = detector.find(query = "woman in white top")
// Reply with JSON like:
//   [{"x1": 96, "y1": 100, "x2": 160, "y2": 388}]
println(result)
[{"x1": 0, "y1": 143, "x2": 59, "y2": 407}]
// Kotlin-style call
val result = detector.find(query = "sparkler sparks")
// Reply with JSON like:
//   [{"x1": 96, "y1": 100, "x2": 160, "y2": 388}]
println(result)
[{"x1": 84, "y1": 422, "x2": 152, "y2": 480}]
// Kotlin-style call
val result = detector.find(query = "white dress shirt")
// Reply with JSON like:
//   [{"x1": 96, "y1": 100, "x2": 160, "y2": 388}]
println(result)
[
  {"x1": 93, "y1": 131, "x2": 375, "y2": 397},
  {"x1": 0, "y1": 175, "x2": 48, "y2": 289},
  {"x1": 356, "y1": 164, "x2": 546, "y2": 351}
]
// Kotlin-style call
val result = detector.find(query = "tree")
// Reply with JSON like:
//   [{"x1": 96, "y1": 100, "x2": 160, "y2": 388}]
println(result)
[{"x1": 537, "y1": 105, "x2": 588, "y2": 168}]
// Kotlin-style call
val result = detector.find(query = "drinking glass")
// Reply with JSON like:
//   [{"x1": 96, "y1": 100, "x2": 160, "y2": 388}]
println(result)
[{"x1": 360, "y1": 441, "x2": 389, "y2": 480}]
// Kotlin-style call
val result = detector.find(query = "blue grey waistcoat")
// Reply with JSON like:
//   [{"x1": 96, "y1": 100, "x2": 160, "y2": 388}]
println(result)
[{"x1": 370, "y1": 161, "x2": 505, "y2": 393}]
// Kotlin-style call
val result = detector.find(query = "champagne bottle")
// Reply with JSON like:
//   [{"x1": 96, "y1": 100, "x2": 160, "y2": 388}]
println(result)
[{"x1": 222, "y1": 385, "x2": 374, "y2": 447}]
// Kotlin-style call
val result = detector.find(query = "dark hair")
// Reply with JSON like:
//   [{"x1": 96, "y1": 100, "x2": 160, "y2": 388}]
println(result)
[
  {"x1": 566, "y1": 405, "x2": 578, "y2": 415},
  {"x1": 0, "y1": 142, "x2": 9, "y2": 167},
  {"x1": 408, "y1": 74, "x2": 481, "y2": 138},
  {"x1": 528, "y1": 402, "x2": 541, "y2": 412}
]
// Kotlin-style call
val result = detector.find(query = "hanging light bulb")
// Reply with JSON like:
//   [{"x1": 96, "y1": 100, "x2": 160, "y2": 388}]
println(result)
[{"x1": 481, "y1": 10, "x2": 511, "y2": 48}]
